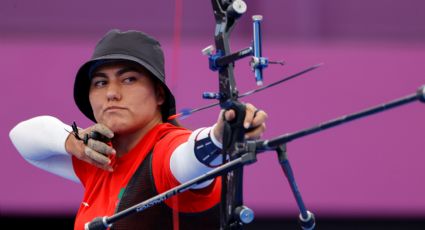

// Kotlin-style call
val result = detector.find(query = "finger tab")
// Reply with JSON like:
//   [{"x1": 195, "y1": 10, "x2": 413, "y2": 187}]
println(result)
[{"x1": 89, "y1": 131, "x2": 111, "y2": 143}]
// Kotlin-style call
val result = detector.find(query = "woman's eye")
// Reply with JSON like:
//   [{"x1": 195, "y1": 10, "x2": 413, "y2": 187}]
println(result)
[
  {"x1": 123, "y1": 77, "x2": 137, "y2": 83},
  {"x1": 93, "y1": 80, "x2": 107, "y2": 87}
]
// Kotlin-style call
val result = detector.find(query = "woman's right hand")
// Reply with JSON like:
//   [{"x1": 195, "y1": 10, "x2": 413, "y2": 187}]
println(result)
[{"x1": 65, "y1": 123, "x2": 116, "y2": 171}]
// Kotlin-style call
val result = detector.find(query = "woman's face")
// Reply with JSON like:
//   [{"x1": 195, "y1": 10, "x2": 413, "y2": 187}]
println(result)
[{"x1": 88, "y1": 62, "x2": 164, "y2": 135}]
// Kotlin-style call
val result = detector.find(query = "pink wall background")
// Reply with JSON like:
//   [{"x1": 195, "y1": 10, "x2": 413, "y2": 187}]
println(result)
[{"x1": 1, "y1": 0, "x2": 424, "y2": 218}]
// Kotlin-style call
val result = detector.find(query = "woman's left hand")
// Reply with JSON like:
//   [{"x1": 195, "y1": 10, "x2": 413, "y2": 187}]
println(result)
[{"x1": 213, "y1": 103, "x2": 268, "y2": 143}]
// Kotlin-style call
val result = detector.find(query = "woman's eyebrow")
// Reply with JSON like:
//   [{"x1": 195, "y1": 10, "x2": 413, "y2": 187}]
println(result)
[
  {"x1": 91, "y1": 66, "x2": 144, "y2": 79},
  {"x1": 116, "y1": 67, "x2": 143, "y2": 76},
  {"x1": 91, "y1": 72, "x2": 108, "y2": 79}
]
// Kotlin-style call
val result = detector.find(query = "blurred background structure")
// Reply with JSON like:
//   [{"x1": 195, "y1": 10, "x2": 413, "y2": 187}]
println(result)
[{"x1": 1, "y1": 0, "x2": 425, "y2": 229}]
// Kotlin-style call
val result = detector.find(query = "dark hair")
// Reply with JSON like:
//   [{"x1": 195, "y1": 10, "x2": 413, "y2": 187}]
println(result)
[{"x1": 149, "y1": 73, "x2": 181, "y2": 126}]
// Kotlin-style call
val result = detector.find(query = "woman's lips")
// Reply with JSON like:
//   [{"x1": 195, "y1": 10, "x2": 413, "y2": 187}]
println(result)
[{"x1": 104, "y1": 106, "x2": 126, "y2": 112}]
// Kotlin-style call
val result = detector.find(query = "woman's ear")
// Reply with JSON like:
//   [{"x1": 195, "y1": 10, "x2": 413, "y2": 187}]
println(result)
[{"x1": 155, "y1": 83, "x2": 165, "y2": 106}]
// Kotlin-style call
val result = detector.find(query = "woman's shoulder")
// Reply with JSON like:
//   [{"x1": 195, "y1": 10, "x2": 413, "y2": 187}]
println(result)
[{"x1": 158, "y1": 123, "x2": 192, "y2": 137}]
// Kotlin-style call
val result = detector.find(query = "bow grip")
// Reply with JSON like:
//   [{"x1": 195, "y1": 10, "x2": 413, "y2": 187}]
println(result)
[{"x1": 222, "y1": 101, "x2": 247, "y2": 154}]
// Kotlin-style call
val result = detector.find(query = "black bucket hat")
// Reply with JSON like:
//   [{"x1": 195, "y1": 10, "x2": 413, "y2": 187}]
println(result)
[{"x1": 74, "y1": 29, "x2": 176, "y2": 122}]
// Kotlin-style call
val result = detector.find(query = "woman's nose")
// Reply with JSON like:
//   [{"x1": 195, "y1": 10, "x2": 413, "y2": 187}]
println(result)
[{"x1": 106, "y1": 83, "x2": 122, "y2": 101}]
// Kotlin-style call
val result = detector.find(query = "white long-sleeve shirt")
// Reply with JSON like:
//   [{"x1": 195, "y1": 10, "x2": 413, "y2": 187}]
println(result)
[{"x1": 9, "y1": 115, "x2": 222, "y2": 188}]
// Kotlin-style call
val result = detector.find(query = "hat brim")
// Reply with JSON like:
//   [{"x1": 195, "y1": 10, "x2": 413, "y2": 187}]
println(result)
[{"x1": 74, "y1": 54, "x2": 176, "y2": 122}]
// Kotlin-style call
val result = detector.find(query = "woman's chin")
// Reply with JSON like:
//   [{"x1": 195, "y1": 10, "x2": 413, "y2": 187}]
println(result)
[
  {"x1": 97, "y1": 116, "x2": 153, "y2": 135},
  {"x1": 108, "y1": 122, "x2": 143, "y2": 135},
  {"x1": 102, "y1": 120, "x2": 129, "y2": 133}
]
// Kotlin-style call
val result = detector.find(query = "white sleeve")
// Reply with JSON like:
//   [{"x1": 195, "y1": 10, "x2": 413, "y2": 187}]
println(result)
[
  {"x1": 9, "y1": 115, "x2": 80, "y2": 183},
  {"x1": 170, "y1": 125, "x2": 223, "y2": 189}
]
